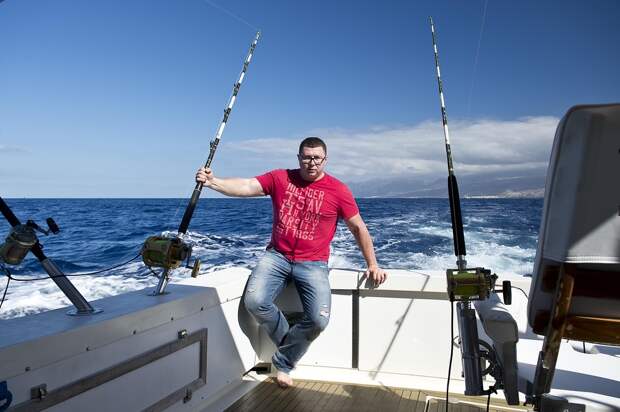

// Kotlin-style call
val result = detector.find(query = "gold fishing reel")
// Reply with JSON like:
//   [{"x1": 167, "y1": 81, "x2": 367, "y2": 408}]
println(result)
[
  {"x1": 141, "y1": 236, "x2": 201, "y2": 277},
  {"x1": 446, "y1": 267, "x2": 512, "y2": 304},
  {"x1": 447, "y1": 267, "x2": 495, "y2": 301}
]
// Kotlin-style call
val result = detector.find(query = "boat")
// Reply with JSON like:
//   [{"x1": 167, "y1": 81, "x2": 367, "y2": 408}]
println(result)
[{"x1": 0, "y1": 103, "x2": 619, "y2": 411}]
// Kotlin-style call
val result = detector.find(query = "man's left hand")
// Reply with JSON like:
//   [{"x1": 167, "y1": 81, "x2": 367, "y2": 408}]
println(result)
[{"x1": 366, "y1": 265, "x2": 387, "y2": 286}]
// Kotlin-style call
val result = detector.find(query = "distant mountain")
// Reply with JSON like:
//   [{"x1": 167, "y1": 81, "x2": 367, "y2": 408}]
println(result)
[{"x1": 348, "y1": 170, "x2": 546, "y2": 198}]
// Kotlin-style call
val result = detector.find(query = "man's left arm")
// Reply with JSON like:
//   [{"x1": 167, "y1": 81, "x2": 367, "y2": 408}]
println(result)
[{"x1": 345, "y1": 214, "x2": 387, "y2": 286}]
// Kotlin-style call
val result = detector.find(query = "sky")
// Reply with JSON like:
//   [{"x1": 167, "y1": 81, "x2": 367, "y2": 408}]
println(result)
[{"x1": 1, "y1": 0, "x2": 619, "y2": 197}]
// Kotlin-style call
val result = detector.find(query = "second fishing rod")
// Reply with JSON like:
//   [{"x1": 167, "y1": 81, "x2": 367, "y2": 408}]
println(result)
[{"x1": 430, "y1": 17, "x2": 513, "y2": 406}]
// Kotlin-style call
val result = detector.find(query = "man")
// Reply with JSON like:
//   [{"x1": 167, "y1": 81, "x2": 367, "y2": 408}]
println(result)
[{"x1": 195, "y1": 137, "x2": 387, "y2": 388}]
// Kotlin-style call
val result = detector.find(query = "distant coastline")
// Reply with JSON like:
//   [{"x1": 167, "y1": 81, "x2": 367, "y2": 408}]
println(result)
[{"x1": 357, "y1": 188, "x2": 545, "y2": 199}]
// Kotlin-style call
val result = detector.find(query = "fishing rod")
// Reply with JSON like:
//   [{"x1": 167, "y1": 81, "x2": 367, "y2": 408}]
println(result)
[
  {"x1": 179, "y1": 31, "x2": 260, "y2": 235},
  {"x1": 141, "y1": 31, "x2": 261, "y2": 295},
  {"x1": 0, "y1": 197, "x2": 101, "y2": 315},
  {"x1": 430, "y1": 17, "x2": 512, "y2": 402}
]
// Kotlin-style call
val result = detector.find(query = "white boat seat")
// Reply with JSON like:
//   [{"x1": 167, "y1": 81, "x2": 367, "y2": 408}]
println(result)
[{"x1": 528, "y1": 103, "x2": 620, "y2": 345}]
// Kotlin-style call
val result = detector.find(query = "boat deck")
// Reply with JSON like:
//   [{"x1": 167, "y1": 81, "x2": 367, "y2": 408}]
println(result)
[{"x1": 224, "y1": 379, "x2": 527, "y2": 412}]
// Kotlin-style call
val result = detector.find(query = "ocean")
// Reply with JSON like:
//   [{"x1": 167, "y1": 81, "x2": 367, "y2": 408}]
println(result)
[{"x1": 0, "y1": 198, "x2": 541, "y2": 320}]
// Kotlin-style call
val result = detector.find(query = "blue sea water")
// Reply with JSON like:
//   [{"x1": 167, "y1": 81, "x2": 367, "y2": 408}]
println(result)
[{"x1": 0, "y1": 198, "x2": 542, "y2": 319}]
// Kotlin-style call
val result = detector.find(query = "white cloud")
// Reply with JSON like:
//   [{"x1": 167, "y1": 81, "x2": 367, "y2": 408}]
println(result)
[{"x1": 227, "y1": 116, "x2": 559, "y2": 182}]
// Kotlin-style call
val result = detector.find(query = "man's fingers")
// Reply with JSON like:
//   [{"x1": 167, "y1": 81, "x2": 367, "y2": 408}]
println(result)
[
  {"x1": 371, "y1": 269, "x2": 387, "y2": 285},
  {"x1": 195, "y1": 167, "x2": 215, "y2": 186},
  {"x1": 365, "y1": 268, "x2": 387, "y2": 286}
]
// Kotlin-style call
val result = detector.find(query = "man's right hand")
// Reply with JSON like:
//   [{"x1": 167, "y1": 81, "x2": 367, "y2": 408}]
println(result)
[{"x1": 195, "y1": 167, "x2": 214, "y2": 187}]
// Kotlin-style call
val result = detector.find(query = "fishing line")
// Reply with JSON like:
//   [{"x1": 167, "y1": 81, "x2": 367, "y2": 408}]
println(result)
[
  {"x1": 1, "y1": 253, "x2": 142, "y2": 282},
  {"x1": 466, "y1": 0, "x2": 489, "y2": 118},
  {"x1": 202, "y1": 0, "x2": 259, "y2": 31},
  {"x1": 0, "y1": 253, "x2": 152, "y2": 312},
  {"x1": 69, "y1": 253, "x2": 142, "y2": 276},
  {"x1": 446, "y1": 301, "x2": 455, "y2": 412},
  {"x1": 0, "y1": 264, "x2": 10, "y2": 310},
  {"x1": 162, "y1": 0, "x2": 261, "y2": 234},
  {"x1": 511, "y1": 285, "x2": 528, "y2": 300}
]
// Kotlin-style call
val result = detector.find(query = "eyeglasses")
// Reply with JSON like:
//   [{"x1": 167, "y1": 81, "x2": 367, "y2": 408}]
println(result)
[{"x1": 298, "y1": 155, "x2": 326, "y2": 165}]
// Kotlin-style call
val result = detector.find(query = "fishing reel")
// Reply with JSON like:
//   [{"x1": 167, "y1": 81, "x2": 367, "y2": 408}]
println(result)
[
  {"x1": 446, "y1": 267, "x2": 511, "y2": 304},
  {"x1": 141, "y1": 235, "x2": 201, "y2": 278},
  {"x1": 0, "y1": 218, "x2": 60, "y2": 266}
]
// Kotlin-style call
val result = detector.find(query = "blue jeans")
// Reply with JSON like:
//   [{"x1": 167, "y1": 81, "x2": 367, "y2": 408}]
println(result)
[{"x1": 244, "y1": 249, "x2": 331, "y2": 374}]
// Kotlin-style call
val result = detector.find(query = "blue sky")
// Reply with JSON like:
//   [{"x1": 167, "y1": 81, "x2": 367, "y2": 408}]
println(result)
[{"x1": 1, "y1": 0, "x2": 619, "y2": 197}]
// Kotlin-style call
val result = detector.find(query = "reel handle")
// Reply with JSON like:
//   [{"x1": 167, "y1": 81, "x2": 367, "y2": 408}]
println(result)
[
  {"x1": 24, "y1": 218, "x2": 60, "y2": 236},
  {"x1": 46, "y1": 218, "x2": 60, "y2": 234},
  {"x1": 495, "y1": 280, "x2": 512, "y2": 305}
]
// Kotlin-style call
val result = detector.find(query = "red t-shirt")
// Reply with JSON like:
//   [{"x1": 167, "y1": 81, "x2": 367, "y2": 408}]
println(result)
[{"x1": 255, "y1": 169, "x2": 359, "y2": 262}]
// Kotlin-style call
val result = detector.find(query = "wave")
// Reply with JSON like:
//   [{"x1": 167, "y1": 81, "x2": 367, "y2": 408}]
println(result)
[{"x1": 0, "y1": 198, "x2": 541, "y2": 319}]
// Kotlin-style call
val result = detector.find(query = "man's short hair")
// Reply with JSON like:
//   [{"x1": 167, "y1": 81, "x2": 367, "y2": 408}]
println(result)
[{"x1": 299, "y1": 137, "x2": 327, "y2": 155}]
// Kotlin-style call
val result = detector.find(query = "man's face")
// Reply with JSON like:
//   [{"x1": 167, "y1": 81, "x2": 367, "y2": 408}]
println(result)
[{"x1": 298, "y1": 145, "x2": 327, "y2": 181}]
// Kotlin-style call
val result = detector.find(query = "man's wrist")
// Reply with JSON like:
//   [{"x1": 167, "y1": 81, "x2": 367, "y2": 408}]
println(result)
[{"x1": 205, "y1": 177, "x2": 218, "y2": 189}]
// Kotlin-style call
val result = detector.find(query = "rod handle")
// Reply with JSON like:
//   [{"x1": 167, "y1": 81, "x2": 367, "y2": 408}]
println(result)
[
  {"x1": 448, "y1": 175, "x2": 467, "y2": 257},
  {"x1": 178, "y1": 184, "x2": 204, "y2": 234}
]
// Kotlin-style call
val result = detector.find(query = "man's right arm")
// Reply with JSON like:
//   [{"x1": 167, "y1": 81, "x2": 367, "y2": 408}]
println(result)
[{"x1": 195, "y1": 167, "x2": 265, "y2": 197}]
